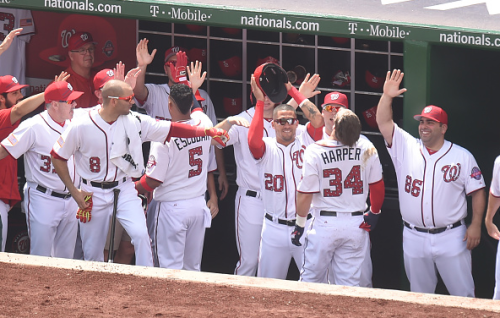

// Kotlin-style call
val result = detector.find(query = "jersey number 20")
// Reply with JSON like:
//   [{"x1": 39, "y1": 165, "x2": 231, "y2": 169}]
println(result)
[{"x1": 323, "y1": 165, "x2": 363, "y2": 197}]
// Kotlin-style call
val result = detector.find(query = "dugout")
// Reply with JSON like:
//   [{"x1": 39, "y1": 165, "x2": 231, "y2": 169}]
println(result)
[{"x1": 2, "y1": 0, "x2": 500, "y2": 298}]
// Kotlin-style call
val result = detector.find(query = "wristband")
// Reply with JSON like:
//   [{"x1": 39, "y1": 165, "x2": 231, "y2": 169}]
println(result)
[
  {"x1": 140, "y1": 175, "x2": 154, "y2": 192},
  {"x1": 288, "y1": 86, "x2": 307, "y2": 106},
  {"x1": 296, "y1": 215, "x2": 307, "y2": 227}
]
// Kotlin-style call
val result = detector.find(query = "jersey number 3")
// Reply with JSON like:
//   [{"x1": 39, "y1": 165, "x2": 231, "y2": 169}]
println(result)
[{"x1": 323, "y1": 165, "x2": 363, "y2": 197}]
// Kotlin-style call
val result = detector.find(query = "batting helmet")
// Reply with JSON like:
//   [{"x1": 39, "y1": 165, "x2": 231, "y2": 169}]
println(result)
[
  {"x1": 332, "y1": 70, "x2": 351, "y2": 88},
  {"x1": 362, "y1": 105, "x2": 379, "y2": 129},
  {"x1": 253, "y1": 63, "x2": 288, "y2": 104},
  {"x1": 365, "y1": 69, "x2": 385, "y2": 89}
]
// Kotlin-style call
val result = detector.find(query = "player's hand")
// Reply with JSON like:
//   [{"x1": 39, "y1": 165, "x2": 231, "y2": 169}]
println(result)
[
  {"x1": 298, "y1": 73, "x2": 321, "y2": 99},
  {"x1": 169, "y1": 51, "x2": 188, "y2": 84},
  {"x1": 218, "y1": 173, "x2": 229, "y2": 200},
  {"x1": 125, "y1": 67, "x2": 141, "y2": 90},
  {"x1": 291, "y1": 225, "x2": 304, "y2": 246},
  {"x1": 76, "y1": 195, "x2": 93, "y2": 223},
  {"x1": 54, "y1": 71, "x2": 70, "y2": 82},
  {"x1": 0, "y1": 28, "x2": 23, "y2": 55},
  {"x1": 359, "y1": 209, "x2": 381, "y2": 232},
  {"x1": 464, "y1": 223, "x2": 481, "y2": 250},
  {"x1": 136, "y1": 38, "x2": 156, "y2": 68},
  {"x1": 138, "y1": 194, "x2": 148, "y2": 214},
  {"x1": 485, "y1": 220, "x2": 500, "y2": 240},
  {"x1": 383, "y1": 69, "x2": 407, "y2": 98},
  {"x1": 205, "y1": 127, "x2": 229, "y2": 147},
  {"x1": 187, "y1": 60, "x2": 207, "y2": 93},
  {"x1": 113, "y1": 61, "x2": 125, "y2": 81},
  {"x1": 207, "y1": 198, "x2": 219, "y2": 219},
  {"x1": 228, "y1": 116, "x2": 250, "y2": 128},
  {"x1": 250, "y1": 75, "x2": 265, "y2": 102}
]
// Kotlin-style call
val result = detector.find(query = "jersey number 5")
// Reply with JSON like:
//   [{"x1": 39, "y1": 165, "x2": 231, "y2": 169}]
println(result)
[
  {"x1": 323, "y1": 165, "x2": 363, "y2": 197},
  {"x1": 188, "y1": 146, "x2": 203, "y2": 178}
]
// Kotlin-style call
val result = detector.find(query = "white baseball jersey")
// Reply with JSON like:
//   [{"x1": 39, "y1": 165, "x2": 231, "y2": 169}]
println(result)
[
  {"x1": 388, "y1": 124, "x2": 485, "y2": 228},
  {"x1": 490, "y1": 156, "x2": 500, "y2": 197},
  {"x1": 137, "y1": 84, "x2": 216, "y2": 124},
  {"x1": 53, "y1": 109, "x2": 173, "y2": 182},
  {"x1": 147, "y1": 114, "x2": 214, "y2": 202},
  {"x1": 298, "y1": 138, "x2": 383, "y2": 213},
  {"x1": 225, "y1": 107, "x2": 275, "y2": 191},
  {"x1": 0, "y1": 9, "x2": 35, "y2": 85},
  {"x1": 2, "y1": 111, "x2": 77, "y2": 191},
  {"x1": 256, "y1": 124, "x2": 314, "y2": 220}
]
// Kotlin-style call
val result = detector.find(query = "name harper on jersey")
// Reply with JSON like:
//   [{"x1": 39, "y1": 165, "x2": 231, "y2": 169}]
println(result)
[
  {"x1": 174, "y1": 136, "x2": 210, "y2": 151},
  {"x1": 321, "y1": 147, "x2": 361, "y2": 164}
]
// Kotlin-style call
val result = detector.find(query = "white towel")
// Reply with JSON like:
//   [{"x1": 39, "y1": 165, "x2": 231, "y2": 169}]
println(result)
[{"x1": 110, "y1": 113, "x2": 145, "y2": 178}]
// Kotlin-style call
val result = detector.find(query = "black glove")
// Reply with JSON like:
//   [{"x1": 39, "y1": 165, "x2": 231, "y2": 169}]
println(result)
[
  {"x1": 291, "y1": 225, "x2": 305, "y2": 246},
  {"x1": 359, "y1": 209, "x2": 381, "y2": 232}
]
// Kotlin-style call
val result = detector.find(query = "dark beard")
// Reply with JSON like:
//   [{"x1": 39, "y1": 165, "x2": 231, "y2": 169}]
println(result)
[{"x1": 5, "y1": 99, "x2": 14, "y2": 109}]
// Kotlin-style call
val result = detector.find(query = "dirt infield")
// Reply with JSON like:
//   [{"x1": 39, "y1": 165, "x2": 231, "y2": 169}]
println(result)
[{"x1": 1, "y1": 258, "x2": 499, "y2": 318}]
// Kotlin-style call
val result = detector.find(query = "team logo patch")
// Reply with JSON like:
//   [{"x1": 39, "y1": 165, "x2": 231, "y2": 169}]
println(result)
[
  {"x1": 470, "y1": 167, "x2": 482, "y2": 180},
  {"x1": 80, "y1": 33, "x2": 89, "y2": 41},
  {"x1": 102, "y1": 40, "x2": 115, "y2": 57},
  {"x1": 67, "y1": 83, "x2": 73, "y2": 91},
  {"x1": 56, "y1": 135, "x2": 65, "y2": 148},
  {"x1": 146, "y1": 155, "x2": 157, "y2": 169},
  {"x1": 330, "y1": 93, "x2": 340, "y2": 101},
  {"x1": 423, "y1": 106, "x2": 433, "y2": 114},
  {"x1": 7, "y1": 133, "x2": 18, "y2": 146},
  {"x1": 441, "y1": 163, "x2": 461, "y2": 183}
]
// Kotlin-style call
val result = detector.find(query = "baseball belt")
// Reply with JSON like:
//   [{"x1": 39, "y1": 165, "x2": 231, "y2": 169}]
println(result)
[
  {"x1": 246, "y1": 190, "x2": 258, "y2": 197},
  {"x1": 265, "y1": 213, "x2": 312, "y2": 227},
  {"x1": 36, "y1": 185, "x2": 71, "y2": 199},
  {"x1": 82, "y1": 177, "x2": 127, "y2": 189},
  {"x1": 403, "y1": 220, "x2": 462, "y2": 234},
  {"x1": 319, "y1": 211, "x2": 364, "y2": 217}
]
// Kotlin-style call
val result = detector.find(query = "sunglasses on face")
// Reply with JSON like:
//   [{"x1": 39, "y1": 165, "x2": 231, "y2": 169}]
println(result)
[
  {"x1": 273, "y1": 118, "x2": 298, "y2": 125},
  {"x1": 108, "y1": 93, "x2": 135, "y2": 103},
  {"x1": 323, "y1": 105, "x2": 342, "y2": 112}
]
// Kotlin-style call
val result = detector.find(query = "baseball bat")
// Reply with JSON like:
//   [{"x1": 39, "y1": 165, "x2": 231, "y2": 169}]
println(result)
[{"x1": 108, "y1": 188, "x2": 120, "y2": 263}]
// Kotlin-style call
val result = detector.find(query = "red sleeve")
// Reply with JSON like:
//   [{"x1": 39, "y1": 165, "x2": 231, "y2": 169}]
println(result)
[
  {"x1": 50, "y1": 149, "x2": 68, "y2": 162},
  {"x1": 369, "y1": 179, "x2": 385, "y2": 213},
  {"x1": 306, "y1": 122, "x2": 324, "y2": 142},
  {"x1": 167, "y1": 121, "x2": 207, "y2": 142},
  {"x1": 248, "y1": 101, "x2": 266, "y2": 159}
]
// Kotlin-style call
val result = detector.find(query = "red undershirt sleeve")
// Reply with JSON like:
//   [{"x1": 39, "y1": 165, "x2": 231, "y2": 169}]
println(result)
[
  {"x1": 248, "y1": 100, "x2": 266, "y2": 159},
  {"x1": 369, "y1": 179, "x2": 385, "y2": 213}
]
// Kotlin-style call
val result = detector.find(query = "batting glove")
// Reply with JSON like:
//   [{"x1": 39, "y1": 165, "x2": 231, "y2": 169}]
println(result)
[
  {"x1": 291, "y1": 225, "x2": 305, "y2": 246},
  {"x1": 359, "y1": 208, "x2": 381, "y2": 232},
  {"x1": 204, "y1": 127, "x2": 229, "y2": 147},
  {"x1": 76, "y1": 195, "x2": 93, "y2": 223},
  {"x1": 168, "y1": 51, "x2": 188, "y2": 84}
]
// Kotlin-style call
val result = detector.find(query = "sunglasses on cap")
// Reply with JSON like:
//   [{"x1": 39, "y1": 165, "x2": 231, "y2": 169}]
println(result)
[
  {"x1": 108, "y1": 93, "x2": 135, "y2": 103},
  {"x1": 322, "y1": 105, "x2": 343, "y2": 112},
  {"x1": 273, "y1": 118, "x2": 298, "y2": 125}
]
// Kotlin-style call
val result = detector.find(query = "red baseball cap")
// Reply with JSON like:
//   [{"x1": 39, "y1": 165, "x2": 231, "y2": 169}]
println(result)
[
  {"x1": 93, "y1": 69, "x2": 115, "y2": 90},
  {"x1": 164, "y1": 46, "x2": 186, "y2": 63},
  {"x1": 363, "y1": 105, "x2": 378, "y2": 129},
  {"x1": 256, "y1": 56, "x2": 279, "y2": 67},
  {"x1": 413, "y1": 105, "x2": 448, "y2": 125},
  {"x1": 0, "y1": 76, "x2": 28, "y2": 94},
  {"x1": 67, "y1": 31, "x2": 97, "y2": 51},
  {"x1": 223, "y1": 97, "x2": 242, "y2": 115},
  {"x1": 322, "y1": 92, "x2": 348, "y2": 108},
  {"x1": 44, "y1": 81, "x2": 84, "y2": 103},
  {"x1": 218, "y1": 56, "x2": 242, "y2": 78},
  {"x1": 187, "y1": 47, "x2": 207, "y2": 64}
]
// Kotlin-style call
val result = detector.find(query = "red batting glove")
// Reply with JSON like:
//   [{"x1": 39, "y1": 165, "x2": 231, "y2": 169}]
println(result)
[
  {"x1": 76, "y1": 195, "x2": 93, "y2": 223},
  {"x1": 169, "y1": 51, "x2": 188, "y2": 84},
  {"x1": 205, "y1": 127, "x2": 229, "y2": 147}
]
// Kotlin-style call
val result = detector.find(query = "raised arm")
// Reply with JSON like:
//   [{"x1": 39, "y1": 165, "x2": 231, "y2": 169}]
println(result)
[
  {"x1": 0, "y1": 28, "x2": 22, "y2": 56},
  {"x1": 286, "y1": 75, "x2": 323, "y2": 129},
  {"x1": 134, "y1": 39, "x2": 156, "y2": 101},
  {"x1": 248, "y1": 76, "x2": 266, "y2": 160},
  {"x1": 376, "y1": 70, "x2": 407, "y2": 146}
]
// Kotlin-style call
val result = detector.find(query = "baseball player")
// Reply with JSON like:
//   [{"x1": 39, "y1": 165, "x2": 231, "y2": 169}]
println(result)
[
  {"x1": 134, "y1": 40, "x2": 228, "y2": 202},
  {"x1": 0, "y1": 72, "x2": 68, "y2": 251},
  {"x1": 50, "y1": 80, "x2": 228, "y2": 266},
  {"x1": 321, "y1": 91, "x2": 374, "y2": 287},
  {"x1": 485, "y1": 157, "x2": 500, "y2": 300},
  {"x1": 376, "y1": 69, "x2": 485, "y2": 296},
  {"x1": 65, "y1": 31, "x2": 99, "y2": 108},
  {"x1": 220, "y1": 72, "x2": 321, "y2": 277},
  {"x1": 293, "y1": 108, "x2": 385, "y2": 286},
  {"x1": 0, "y1": 81, "x2": 83, "y2": 258},
  {"x1": 136, "y1": 84, "x2": 246, "y2": 270},
  {"x1": 248, "y1": 73, "x2": 324, "y2": 279}
]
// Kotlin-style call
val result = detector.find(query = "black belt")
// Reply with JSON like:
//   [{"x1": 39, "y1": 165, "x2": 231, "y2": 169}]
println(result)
[
  {"x1": 82, "y1": 177, "x2": 126, "y2": 189},
  {"x1": 403, "y1": 220, "x2": 462, "y2": 234},
  {"x1": 36, "y1": 185, "x2": 71, "y2": 199},
  {"x1": 246, "y1": 190, "x2": 258, "y2": 197},
  {"x1": 265, "y1": 213, "x2": 312, "y2": 226},
  {"x1": 320, "y1": 210, "x2": 364, "y2": 217}
]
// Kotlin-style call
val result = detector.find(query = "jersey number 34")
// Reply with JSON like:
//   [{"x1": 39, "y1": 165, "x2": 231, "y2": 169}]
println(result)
[{"x1": 323, "y1": 165, "x2": 363, "y2": 197}]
